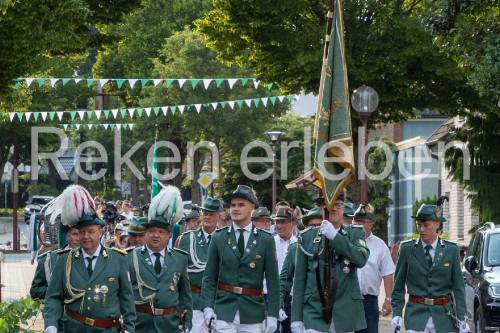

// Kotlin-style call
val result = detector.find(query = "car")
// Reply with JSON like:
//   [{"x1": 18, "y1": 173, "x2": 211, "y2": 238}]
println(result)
[
  {"x1": 24, "y1": 195, "x2": 55, "y2": 223},
  {"x1": 462, "y1": 222, "x2": 500, "y2": 333},
  {"x1": 182, "y1": 200, "x2": 193, "y2": 215}
]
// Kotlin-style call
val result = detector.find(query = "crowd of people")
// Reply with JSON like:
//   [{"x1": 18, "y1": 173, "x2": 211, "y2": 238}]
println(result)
[{"x1": 28, "y1": 184, "x2": 470, "y2": 333}]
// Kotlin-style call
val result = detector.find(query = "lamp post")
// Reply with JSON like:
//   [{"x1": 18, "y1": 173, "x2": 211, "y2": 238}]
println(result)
[
  {"x1": 266, "y1": 131, "x2": 283, "y2": 213},
  {"x1": 351, "y1": 86, "x2": 379, "y2": 204}
]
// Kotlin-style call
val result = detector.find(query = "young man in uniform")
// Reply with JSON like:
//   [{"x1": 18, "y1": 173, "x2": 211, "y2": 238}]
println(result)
[
  {"x1": 291, "y1": 195, "x2": 369, "y2": 333},
  {"x1": 391, "y1": 202, "x2": 470, "y2": 333},
  {"x1": 202, "y1": 185, "x2": 279, "y2": 333},
  {"x1": 177, "y1": 197, "x2": 220, "y2": 333}
]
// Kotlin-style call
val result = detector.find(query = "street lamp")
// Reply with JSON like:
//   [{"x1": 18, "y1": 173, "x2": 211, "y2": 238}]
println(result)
[
  {"x1": 351, "y1": 86, "x2": 379, "y2": 204},
  {"x1": 266, "y1": 131, "x2": 283, "y2": 213}
]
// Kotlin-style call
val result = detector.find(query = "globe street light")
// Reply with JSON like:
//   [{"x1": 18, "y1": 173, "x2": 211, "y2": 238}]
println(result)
[
  {"x1": 351, "y1": 86, "x2": 379, "y2": 204},
  {"x1": 266, "y1": 131, "x2": 283, "y2": 213}
]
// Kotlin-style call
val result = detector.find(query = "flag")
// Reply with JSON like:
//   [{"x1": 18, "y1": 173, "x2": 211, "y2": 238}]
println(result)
[
  {"x1": 312, "y1": 0, "x2": 355, "y2": 211},
  {"x1": 151, "y1": 127, "x2": 160, "y2": 199}
]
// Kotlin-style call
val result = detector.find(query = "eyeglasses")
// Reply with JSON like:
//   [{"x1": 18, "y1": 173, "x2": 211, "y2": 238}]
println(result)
[
  {"x1": 354, "y1": 219, "x2": 372, "y2": 224},
  {"x1": 333, "y1": 203, "x2": 344, "y2": 209}
]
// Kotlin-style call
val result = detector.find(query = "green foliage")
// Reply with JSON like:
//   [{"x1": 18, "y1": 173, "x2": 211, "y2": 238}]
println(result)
[
  {"x1": 404, "y1": 232, "x2": 449, "y2": 240},
  {"x1": 25, "y1": 184, "x2": 60, "y2": 198},
  {"x1": 0, "y1": 208, "x2": 24, "y2": 217},
  {"x1": 412, "y1": 195, "x2": 438, "y2": 216},
  {"x1": 0, "y1": 296, "x2": 43, "y2": 332}
]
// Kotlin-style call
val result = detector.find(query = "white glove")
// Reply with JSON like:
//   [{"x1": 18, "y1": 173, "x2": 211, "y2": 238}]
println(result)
[
  {"x1": 203, "y1": 308, "x2": 216, "y2": 328},
  {"x1": 291, "y1": 321, "x2": 305, "y2": 333},
  {"x1": 321, "y1": 220, "x2": 337, "y2": 240},
  {"x1": 278, "y1": 308, "x2": 288, "y2": 322},
  {"x1": 45, "y1": 327, "x2": 57, "y2": 333},
  {"x1": 392, "y1": 316, "x2": 402, "y2": 330},
  {"x1": 459, "y1": 321, "x2": 470, "y2": 333},
  {"x1": 262, "y1": 317, "x2": 278, "y2": 333}
]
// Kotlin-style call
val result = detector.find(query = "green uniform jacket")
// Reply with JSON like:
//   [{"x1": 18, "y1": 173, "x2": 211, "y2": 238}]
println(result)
[
  {"x1": 128, "y1": 245, "x2": 192, "y2": 333},
  {"x1": 392, "y1": 237, "x2": 467, "y2": 333},
  {"x1": 292, "y1": 225, "x2": 369, "y2": 332},
  {"x1": 201, "y1": 224, "x2": 279, "y2": 323},
  {"x1": 279, "y1": 242, "x2": 297, "y2": 305},
  {"x1": 30, "y1": 250, "x2": 58, "y2": 299},
  {"x1": 177, "y1": 228, "x2": 210, "y2": 310},
  {"x1": 44, "y1": 247, "x2": 136, "y2": 333}
]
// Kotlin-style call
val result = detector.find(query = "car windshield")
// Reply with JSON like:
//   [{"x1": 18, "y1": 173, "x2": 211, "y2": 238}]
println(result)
[
  {"x1": 485, "y1": 233, "x2": 500, "y2": 266},
  {"x1": 184, "y1": 203, "x2": 192, "y2": 210},
  {"x1": 31, "y1": 197, "x2": 51, "y2": 205}
]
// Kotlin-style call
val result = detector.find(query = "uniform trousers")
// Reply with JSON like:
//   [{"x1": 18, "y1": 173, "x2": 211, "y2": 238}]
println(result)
[
  {"x1": 306, "y1": 320, "x2": 354, "y2": 333},
  {"x1": 215, "y1": 310, "x2": 261, "y2": 333},
  {"x1": 406, "y1": 316, "x2": 454, "y2": 333},
  {"x1": 190, "y1": 310, "x2": 207, "y2": 333}
]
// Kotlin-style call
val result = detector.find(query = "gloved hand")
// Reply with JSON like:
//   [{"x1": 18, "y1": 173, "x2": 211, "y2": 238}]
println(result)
[
  {"x1": 45, "y1": 327, "x2": 57, "y2": 333},
  {"x1": 203, "y1": 308, "x2": 216, "y2": 328},
  {"x1": 278, "y1": 308, "x2": 288, "y2": 322},
  {"x1": 392, "y1": 316, "x2": 402, "y2": 330},
  {"x1": 262, "y1": 317, "x2": 278, "y2": 333},
  {"x1": 459, "y1": 321, "x2": 470, "y2": 333},
  {"x1": 321, "y1": 220, "x2": 337, "y2": 240},
  {"x1": 178, "y1": 326, "x2": 188, "y2": 333},
  {"x1": 291, "y1": 321, "x2": 305, "y2": 333}
]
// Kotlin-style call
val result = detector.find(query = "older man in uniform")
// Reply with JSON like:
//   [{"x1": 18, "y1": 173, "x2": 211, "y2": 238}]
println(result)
[
  {"x1": 202, "y1": 185, "x2": 279, "y2": 333},
  {"x1": 291, "y1": 195, "x2": 369, "y2": 333},
  {"x1": 177, "y1": 197, "x2": 219, "y2": 333},
  {"x1": 252, "y1": 207, "x2": 272, "y2": 231},
  {"x1": 343, "y1": 202, "x2": 355, "y2": 225},
  {"x1": 392, "y1": 202, "x2": 470, "y2": 333},
  {"x1": 44, "y1": 215, "x2": 136, "y2": 333},
  {"x1": 125, "y1": 216, "x2": 147, "y2": 249}
]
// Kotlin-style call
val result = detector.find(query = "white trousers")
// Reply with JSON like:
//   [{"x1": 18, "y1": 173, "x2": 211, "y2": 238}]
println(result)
[
  {"x1": 306, "y1": 320, "x2": 353, "y2": 333},
  {"x1": 214, "y1": 310, "x2": 262, "y2": 333},
  {"x1": 406, "y1": 316, "x2": 454, "y2": 333},
  {"x1": 190, "y1": 310, "x2": 208, "y2": 333}
]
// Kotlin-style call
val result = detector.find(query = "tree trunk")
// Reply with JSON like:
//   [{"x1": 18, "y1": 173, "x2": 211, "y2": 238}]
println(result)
[
  {"x1": 130, "y1": 170, "x2": 139, "y2": 205},
  {"x1": 48, "y1": 161, "x2": 57, "y2": 189},
  {"x1": 190, "y1": 150, "x2": 206, "y2": 205}
]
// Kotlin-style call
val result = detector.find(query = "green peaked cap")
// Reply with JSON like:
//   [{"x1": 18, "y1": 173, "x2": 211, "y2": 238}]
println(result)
[
  {"x1": 302, "y1": 207, "x2": 323, "y2": 225},
  {"x1": 201, "y1": 197, "x2": 222, "y2": 212},
  {"x1": 125, "y1": 217, "x2": 147, "y2": 234},
  {"x1": 412, "y1": 204, "x2": 445, "y2": 222},
  {"x1": 343, "y1": 202, "x2": 355, "y2": 218},
  {"x1": 224, "y1": 185, "x2": 259, "y2": 206},
  {"x1": 75, "y1": 214, "x2": 105, "y2": 228}
]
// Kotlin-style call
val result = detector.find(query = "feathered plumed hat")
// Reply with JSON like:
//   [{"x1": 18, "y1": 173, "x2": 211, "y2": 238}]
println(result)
[{"x1": 145, "y1": 183, "x2": 183, "y2": 231}]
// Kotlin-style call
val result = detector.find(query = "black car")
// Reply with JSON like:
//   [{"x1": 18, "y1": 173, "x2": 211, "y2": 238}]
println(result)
[
  {"x1": 24, "y1": 195, "x2": 54, "y2": 223},
  {"x1": 463, "y1": 222, "x2": 500, "y2": 333}
]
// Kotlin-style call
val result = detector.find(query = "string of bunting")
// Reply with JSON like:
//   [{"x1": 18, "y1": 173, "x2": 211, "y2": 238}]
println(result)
[
  {"x1": 14, "y1": 77, "x2": 273, "y2": 90},
  {"x1": 59, "y1": 123, "x2": 134, "y2": 130},
  {"x1": 6, "y1": 95, "x2": 298, "y2": 123}
]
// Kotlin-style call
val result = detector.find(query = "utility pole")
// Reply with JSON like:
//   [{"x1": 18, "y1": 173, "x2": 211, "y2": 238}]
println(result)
[{"x1": 13, "y1": 134, "x2": 19, "y2": 251}]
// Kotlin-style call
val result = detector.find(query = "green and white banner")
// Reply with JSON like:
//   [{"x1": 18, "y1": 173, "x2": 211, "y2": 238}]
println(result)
[{"x1": 59, "y1": 123, "x2": 134, "y2": 130}]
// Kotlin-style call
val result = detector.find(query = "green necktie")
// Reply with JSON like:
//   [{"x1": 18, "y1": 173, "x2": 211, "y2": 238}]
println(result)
[
  {"x1": 238, "y1": 230, "x2": 245, "y2": 256},
  {"x1": 424, "y1": 245, "x2": 433, "y2": 267},
  {"x1": 153, "y1": 253, "x2": 162, "y2": 275},
  {"x1": 86, "y1": 256, "x2": 96, "y2": 277}
]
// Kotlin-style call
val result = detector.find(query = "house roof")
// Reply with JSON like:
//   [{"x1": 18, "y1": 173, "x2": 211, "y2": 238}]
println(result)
[{"x1": 426, "y1": 116, "x2": 464, "y2": 146}]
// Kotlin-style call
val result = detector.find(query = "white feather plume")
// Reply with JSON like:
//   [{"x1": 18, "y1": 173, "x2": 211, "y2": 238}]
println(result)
[
  {"x1": 149, "y1": 185, "x2": 183, "y2": 224},
  {"x1": 58, "y1": 185, "x2": 96, "y2": 227},
  {"x1": 40, "y1": 196, "x2": 62, "y2": 226}
]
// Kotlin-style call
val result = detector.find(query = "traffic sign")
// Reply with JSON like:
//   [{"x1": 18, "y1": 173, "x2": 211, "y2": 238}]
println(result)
[{"x1": 197, "y1": 173, "x2": 213, "y2": 189}]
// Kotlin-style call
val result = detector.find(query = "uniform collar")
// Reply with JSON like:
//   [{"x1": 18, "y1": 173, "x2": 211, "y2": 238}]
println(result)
[
  {"x1": 146, "y1": 244, "x2": 166, "y2": 258},
  {"x1": 82, "y1": 244, "x2": 101, "y2": 258},
  {"x1": 233, "y1": 222, "x2": 253, "y2": 233}
]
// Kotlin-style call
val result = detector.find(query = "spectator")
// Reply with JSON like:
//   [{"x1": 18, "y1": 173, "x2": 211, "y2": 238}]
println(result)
[{"x1": 121, "y1": 200, "x2": 134, "y2": 220}]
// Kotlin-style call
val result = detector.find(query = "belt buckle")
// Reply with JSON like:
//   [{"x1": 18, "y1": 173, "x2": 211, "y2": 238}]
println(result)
[
  {"x1": 85, "y1": 317, "x2": 95, "y2": 326},
  {"x1": 233, "y1": 287, "x2": 243, "y2": 295},
  {"x1": 424, "y1": 298, "x2": 434, "y2": 305},
  {"x1": 153, "y1": 308, "x2": 163, "y2": 316}
]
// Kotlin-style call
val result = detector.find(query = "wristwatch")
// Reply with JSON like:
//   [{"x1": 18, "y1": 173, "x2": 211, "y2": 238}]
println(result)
[{"x1": 385, "y1": 297, "x2": 391, "y2": 301}]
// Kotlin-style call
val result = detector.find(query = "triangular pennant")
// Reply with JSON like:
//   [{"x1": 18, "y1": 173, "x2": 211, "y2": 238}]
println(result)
[
  {"x1": 49, "y1": 111, "x2": 55, "y2": 120},
  {"x1": 228, "y1": 101, "x2": 235, "y2": 109},
  {"x1": 103, "y1": 124, "x2": 109, "y2": 130},
  {"x1": 145, "y1": 108, "x2": 152, "y2": 117},
  {"x1": 16, "y1": 113, "x2": 23, "y2": 121},
  {"x1": 93, "y1": 124, "x2": 98, "y2": 129},
  {"x1": 103, "y1": 110, "x2": 110, "y2": 119},
  {"x1": 111, "y1": 109, "x2": 119, "y2": 119},
  {"x1": 244, "y1": 99, "x2": 252, "y2": 108},
  {"x1": 153, "y1": 107, "x2": 160, "y2": 116},
  {"x1": 116, "y1": 125, "x2": 121, "y2": 131},
  {"x1": 169, "y1": 106, "x2": 176, "y2": 115},
  {"x1": 178, "y1": 105, "x2": 186, "y2": 114},
  {"x1": 252, "y1": 99, "x2": 260, "y2": 107},
  {"x1": 178, "y1": 79, "x2": 187, "y2": 88},
  {"x1": 136, "y1": 108, "x2": 143, "y2": 117},
  {"x1": 26, "y1": 78, "x2": 35, "y2": 87},
  {"x1": 153, "y1": 79, "x2": 163, "y2": 87},
  {"x1": 262, "y1": 97, "x2": 269, "y2": 107},
  {"x1": 228, "y1": 79, "x2": 238, "y2": 89},
  {"x1": 203, "y1": 79, "x2": 212, "y2": 89},
  {"x1": 295, "y1": 94, "x2": 301, "y2": 101},
  {"x1": 267, "y1": 83, "x2": 274, "y2": 90},
  {"x1": 236, "y1": 100, "x2": 244, "y2": 108},
  {"x1": 128, "y1": 108, "x2": 135, "y2": 118},
  {"x1": 99, "y1": 79, "x2": 110, "y2": 87},
  {"x1": 110, "y1": 124, "x2": 115, "y2": 130},
  {"x1": 75, "y1": 124, "x2": 81, "y2": 130},
  {"x1": 161, "y1": 107, "x2": 168, "y2": 116},
  {"x1": 116, "y1": 79, "x2": 126, "y2": 89},
  {"x1": 270, "y1": 96, "x2": 277, "y2": 105},
  {"x1": 70, "y1": 111, "x2": 77, "y2": 121},
  {"x1": 128, "y1": 79, "x2": 138, "y2": 88},
  {"x1": 215, "y1": 79, "x2": 224, "y2": 87},
  {"x1": 86, "y1": 111, "x2": 93, "y2": 119},
  {"x1": 87, "y1": 79, "x2": 95, "y2": 88},
  {"x1": 120, "y1": 109, "x2": 127, "y2": 118},
  {"x1": 25, "y1": 112, "x2": 32, "y2": 121},
  {"x1": 74, "y1": 78, "x2": 82, "y2": 84},
  {"x1": 195, "y1": 104, "x2": 202, "y2": 113},
  {"x1": 166, "y1": 79, "x2": 174, "y2": 87},
  {"x1": 33, "y1": 112, "x2": 40, "y2": 121},
  {"x1": 15, "y1": 79, "x2": 21, "y2": 89},
  {"x1": 140, "y1": 79, "x2": 149, "y2": 87},
  {"x1": 122, "y1": 124, "x2": 128, "y2": 130},
  {"x1": 278, "y1": 96, "x2": 285, "y2": 102},
  {"x1": 50, "y1": 79, "x2": 59, "y2": 87},
  {"x1": 287, "y1": 95, "x2": 294, "y2": 101},
  {"x1": 129, "y1": 124, "x2": 134, "y2": 130},
  {"x1": 87, "y1": 124, "x2": 93, "y2": 130},
  {"x1": 190, "y1": 79, "x2": 200, "y2": 89},
  {"x1": 220, "y1": 101, "x2": 227, "y2": 108},
  {"x1": 253, "y1": 79, "x2": 260, "y2": 89},
  {"x1": 57, "y1": 111, "x2": 64, "y2": 120},
  {"x1": 69, "y1": 124, "x2": 74, "y2": 129},
  {"x1": 62, "y1": 79, "x2": 71, "y2": 86},
  {"x1": 63, "y1": 124, "x2": 69, "y2": 130},
  {"x1": 9, "y1": 112, "x2": 15, "y2": 122},
  {"x1": 241, "y1": 78, "x2": 249, "y2": 86},
  {"x1": 211, "y1": 102, "x2": 218, "y2": 110},
  {"x1": 78, "y1": 111, "x2": 85, "y2": 120},
  {"x1": 38, "y1": 79, "x2": 47, "y2": 88}
]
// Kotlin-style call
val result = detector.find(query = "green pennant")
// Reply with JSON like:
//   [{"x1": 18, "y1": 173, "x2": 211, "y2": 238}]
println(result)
[
  {"x1": 62, "y1": 79, "x2": 71, "y2": 86},
  {"x1": 203, "y1": 103, "x2": 210, "y2": 107},
  {"x1": 17, "y1": 113, "x2": 23, "y2": 121},
  {"x1": 220, "y1": 101, "x2": 227, "y2": 108},
  {"x1": 169, "y1": 106, "x2": 176, "y2": 115},
  {"x1": 93, "y1": 124, "x2": 99, "y2": 129},
  {"x1": 270, "y1": 96, "x2": 277, "y2": 105},
  {"x1": 110, "y1": 124, "x2": 115, "y2": 130},
  {"x1": 253, "y1": 99, "x2": 260, "y2": 107},
  {"x1": 241, "y1": 78, "x2": 249, "y2": 86},
  {"x1": 287, "y1": 95, "x2": 293, "y2": 101},
  {"x1": 166, "y1": 79, "x2": 174, "y2": 87},
  {"x1": 49, "y1": 112, "x2": 55, "y2": 120},
  {"x1": 87, "y1": 79, "x2": 95, "y2": 88},
  {"x1": 191, "y1": 79, "x2": 200, "y2": 89},
  {"x1": 33, "y1": 112, "x2": 40, "y2": 121},
  {"x1": 216, "y1": 79, "x2": 224, "y2": 87},
  {"x1": 86, "y1": 111, "x2": 93, "y2": 119},
  {"x1": 137, "y1": 108, "x2": 143, "y2": 117},
  {"x1": 120, "y1": 109, "x2": 127, "y2": 118},
  {"x1": 70, "y1": 111, "x2": 77, "y2": 121},
  {"x1": 122, "y1": 124, "x2": 128, "y2": 129},
  {"x1": 38, "y1": 79, "x2": 47, "y2": 87},
  {"x1": 140, "y1": 79, "x2": 149, "y2": 87},
  {"x1": 116, "y1": 79, "x2": 126, "y2": 89},
  {"x1": 14, "y1": 79, "x2": 21, "y2": 89},
  {"x1": 69, "y1": 124, "x2": 75, "y2": 129},
  {"x1": 267, "y1": 83, "x2": 274, "y2": 90},
  {"x1": 153, "y1": 107, "x2": 160, "y2": 116},
  {"x1": 103, "y1": 110, "x2": 110, "y2": 119},
  {"x1": 236, "y1": 100, "x2": 243, "y2": 108}
]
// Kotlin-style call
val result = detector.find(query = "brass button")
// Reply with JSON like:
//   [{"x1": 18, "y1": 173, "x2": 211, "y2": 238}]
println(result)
[
  {"x1": 87, "y1": 307, "x2": 91, "y2": 310},
  {"x1": 87, "y1": 297, "x2": 91, "y2": 300},
  {"x1": 88, "y1": 287, "x2": 91, "y2": 290}
]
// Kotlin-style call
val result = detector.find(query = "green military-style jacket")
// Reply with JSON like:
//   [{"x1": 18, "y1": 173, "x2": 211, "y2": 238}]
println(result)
[
  {"x1": 201, "y1": 223, "x2": 279, "y2": 323},
  {"x1": 292, "y1": 225, "x2": 369, "y2": 332},
  {"x1": 44, "y1": 246, "x2": 136, "y2": 333},
  {"x1": 30, "y1": 250, "x2": 59, "y2": 299},
  {"x1": 392, "y1": 237, "x2": 467, "y2": 333},
  {"x1": 279, "y1": 242, "x2": 297, "y2": 306},
  {"x1": 177, "y1": 228, "x2": 210, "y2": 310},
  {"x1": 128, "y1": 245, "x2": 192, "y2": 333}
]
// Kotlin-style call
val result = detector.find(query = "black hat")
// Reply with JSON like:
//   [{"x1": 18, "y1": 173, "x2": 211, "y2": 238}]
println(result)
[{"x1": 141, "y1": 204, "x2": 149, "y2": 212}]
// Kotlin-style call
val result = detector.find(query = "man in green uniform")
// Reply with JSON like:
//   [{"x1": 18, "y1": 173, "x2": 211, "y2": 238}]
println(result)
[
  {"x1": 44, "y1": 215, "x2": 136, "y2": 333},
  {"x1": 202, "y1": 185, "x2": 279, "y2": 333},
  {"x1": 124, "y1": 216, "x2": 147, "y2": 249},
  {"x1": 291, "y1": 195, "x2": 369, "y2": 333},
  {"x1": 391, "y1": 202, "x2": 470, "y2": 333},
  {"x1": 177, "y1": 197, "x2": 220, "y2": 333},
  {"x1": 128, "y1": 187, "x2": 192, "y2": 333}
]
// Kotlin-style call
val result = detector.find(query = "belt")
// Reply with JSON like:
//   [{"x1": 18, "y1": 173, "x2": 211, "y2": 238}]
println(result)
[
  {"x1": 217, "y1": 282, "x2": 263, "y2": 296},
  {"x1": 135, "y1": 305, "x2": 177, "y2": 316},
  {"x1": 363, "y1": 294, "x2": 378, "y2": 300},
  {"x1": 190, "y1": 284, "x2": 202, "y2": 294},
  {"x1": 65, "y1": 308, "x2": 119, "y2": 328},
  {"x1": 409, "y1": 295, "x2": 451, "y2": 306}
]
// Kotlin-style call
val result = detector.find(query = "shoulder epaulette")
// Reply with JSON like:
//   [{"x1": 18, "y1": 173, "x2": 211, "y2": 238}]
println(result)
[
  {"x1": 351, "y1": 224, "x2": 363, "y2": 228},
  {"x1": 298, "y1": 226, "x2": 313, "y2": 234},
  {"x1": 111, "y1": 247, "x2": 127, "y2": 255},
  {"x1": 56, "y1": 248, "x2": 71, "y2": 255},
  {"x1": 37, "y1": 251, "x2": 49, "y2": 259},
  {"x1": 125, "y1": 246, "x2": 135, "y2": 252},
  {"x1": 215, "y1": 226, "x2": 229, "y2": 233},
  {"x1": 173, "y1": 248, "x2": 188, "y2": 255},
  {"x1": 401, "y1": 239, "x2": 413, "y2": 244},
  {"x1": 256, "y1": 227, "x2": 272, "y2": 234}
]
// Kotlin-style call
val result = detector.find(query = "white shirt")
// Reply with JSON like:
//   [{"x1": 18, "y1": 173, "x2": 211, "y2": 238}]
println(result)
[
  {"x1": 233, "y1": 222, "x2": 253, "y2": 249},
  {"x1": 146, "y1": 245, "x2": 166, "y2": 267},
  {"x1": 423, "y1": 237, "x2": 438, "y2": 261},
  {"x1": 82, "y1": 244, "x2": 102, "y2": 271},
  {"x1": 121, "y1": 211, "x2": 134, "y2": 220},
  {"x1": 201, "y1": 228, "x2": 213, "y2": 244},
  {"x1": 274, "y1": 234, "x2": 297, "y2": 274},
  {"x1": 357, "y1": 232, "x2": 395, "y2": 296}
]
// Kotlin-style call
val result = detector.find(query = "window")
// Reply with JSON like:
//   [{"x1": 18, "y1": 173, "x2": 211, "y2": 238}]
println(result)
[{"x1": 485, "y1": 233, "x2": 500, "y2": 266}]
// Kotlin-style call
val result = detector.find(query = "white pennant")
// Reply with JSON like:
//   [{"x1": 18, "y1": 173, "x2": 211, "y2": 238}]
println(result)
[
  {"x1": 57, "y1": 111, "x2": 64, "y2": 121},
  {"x1": 203, "y1": 79, "x2": 212, "y2": 89},
  {"x1": 244, "y1": 99, "x2": 252, "y2": 108},
  {"x1": 294, "y1": 94, "x2": 300, "y2": 101},
  {"x1": 253, "y1": 79, "x2": 260, "y2": 89},
  {"x1": 128, "y1": 79, "x2": 139, "y2": 88},
  {"x1": 278, "y1": 96, "x2": 285, "y2": 102},
  {"x1": 228, "y1": 101, "x2": 235, "y2": 109},
  {"x1": 128, "y1": 108, "x2": 135, "y2": 118},
  {"x1": 145, "y1": 108, "x2": 152, "y2": 117},
  {"x1": 211, "y1": 102, "x2": 218, "y2": 110},
  {"x1": 74, "y1": 79, "x2": 82, "y2": 84},
  {"x1": 195, "y1": 104, "x2": 202, "y2": 114},
  {"x1": 161, "y1": 107, "x2": 168, "y2": 116},
  {"x1": 75, "y1": 124, "x2": 81, "y2": 130},
  {"x1": 26, "y1": 78, "x2": 35, "y2": 87},
  {"x1": 41, "y1": 112, "x2": 47, "y2": 121},
  {"x1": 178, "y1": 105, "x2": 186, "y2": 114},
  {"x1": 116, "y1": 125, "x2": 121, "y2": 131},
  {"x1": 9, "y1": 112, "x2": 15, "y2": 122},
  {"x1": 228, "y1": 79, "x2": 238, "y2": 89},
  {"x1": 87, "y1": 124, "x2": 93, "y2": 130},
  {"x1": 99, "y1": 79, "x2": 109, "y2": 87},
  {"x1": 261, "y1": 97, "x2": 269, "y2": 107},
  {"x1": 153, "y1": 79, "x2": 163, "y2": 86},
  {"x1": 95, "y1": 110, "x2": 102, "y2": 120},
  {"x1": 103, "y1": 124, "x2": 109, "y2": 130},
  {"x1": 78, "y1": 111, "x2": 85, "y2": 120},
  {"x1": 178, "y1": 79, "x2": 187, "y2": 88},
  {"x1": 111, "y1": 109, "x2": 119, "y2": 118},
  {"x1": 25, "y1": 112, "x2": 32, "y2": 121},
  {"x1": 50, "y1": 79, "x2": 59, "y2": 87},
  {"x1": 63, "y1": 124, "x2": 68, "y2": 130},
  {"x1": 129, "y1": 124, "x2": 134, "y2": 130}
]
